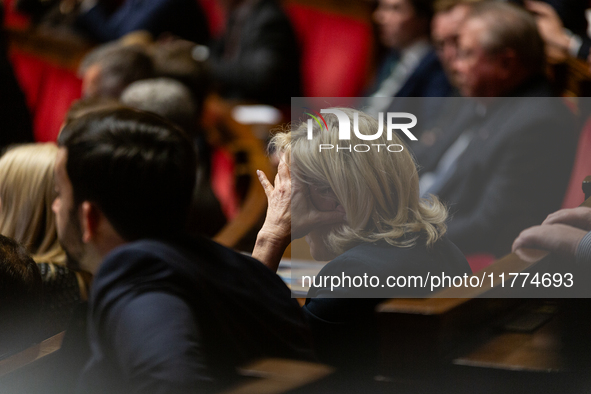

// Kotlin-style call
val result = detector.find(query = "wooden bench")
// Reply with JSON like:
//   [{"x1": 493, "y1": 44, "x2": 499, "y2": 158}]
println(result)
[{"x1": 375, "y1": 196, "x2": 591, "y2": 391}]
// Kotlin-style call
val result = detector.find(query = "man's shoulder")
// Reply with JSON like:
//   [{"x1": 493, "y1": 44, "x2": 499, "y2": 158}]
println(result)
[{"x1": 99, "y1": 236, "x2": 280, "y2": 286}]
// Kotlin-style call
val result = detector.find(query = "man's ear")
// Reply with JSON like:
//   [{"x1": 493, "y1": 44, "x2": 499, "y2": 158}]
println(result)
[{"x1": 80, "y1": 201, "x2": 101, "y2": 244}]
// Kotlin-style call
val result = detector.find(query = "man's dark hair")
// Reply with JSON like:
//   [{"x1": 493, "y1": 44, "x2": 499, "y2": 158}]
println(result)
[
  {"x1": 79, "y1": 43, "x2": 154, "y2": 98},
  {"x1": 58, "y1": 108, "x2": 197, "y2": 241}
]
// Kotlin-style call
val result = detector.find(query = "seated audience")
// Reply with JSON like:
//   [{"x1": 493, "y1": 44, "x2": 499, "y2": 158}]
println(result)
[
  {"x1": 415, "y1": 2, "x2": 577, "y2": 257},
  {"x1": 0, "y1": 144, "x2": 85, "y2": 338},
  {"x1": 366, "y1": 0, "x2": 452, "y2": 115},
  {"x1": 253, "y1": 108, "x2": 470, "y2": 373},
  {"x1": 73, "y1": 0, "x2": 210, "y2": 44},
  {"x1": 0, "y1": 234, "x2": 42, "y2": 358},
  {"x1": 53, "y1": 108, "x2": 313, "y2": 393},
  {"x1": 120, "y1": 78, "x2": 227, "y2": 237},
  {"x1": 78, "y1": 42, "x2": 153, "y2": 99},
  {"x1": 208, "y1": 0, "x2": 301, "y2": 106}
]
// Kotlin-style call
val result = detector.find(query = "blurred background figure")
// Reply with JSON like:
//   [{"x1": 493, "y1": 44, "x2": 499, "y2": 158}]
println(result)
[
  {"x1": 416, "y1": 2, "x2": 576, "y2": 258},
  {"x1": 366, "y1": 0, "x2": 451, "y2": 115},
  {"x1": 78, "y1": 41, "x2": 153, "y2": 99},
  {"x1": 431, "y1": 0, "x2": 475, "y2": 90},
  {"x1": 208, "y1": 0, "x2": 301, "y2": 106},
  {"x1": 0, "y1": 234, "x2": 42, "y2": 358},
  {"x1": 120, "y1": 78, "x2": 227, "y2": 237},
  {"x1": 0, "y1": 143, "x2": 86, "y2": 339}
]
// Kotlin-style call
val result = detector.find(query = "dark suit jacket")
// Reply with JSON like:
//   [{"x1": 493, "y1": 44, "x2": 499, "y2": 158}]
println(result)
[
  {"x1": 76, "y1": 236, "x2": 313, "y2": 394},
  {"x1": 75, "y1": 0, "x2": 210, "y2": 44},
  {"x1": 368, "y1": 49, "x2": 453, "y2": 136},
  {"x1": 302, "y1": 236, "x2": 470, "y2": 373},
  {"x1": 395, "y1": 50, "x2": 452, "y2": 99},
  {"x1": 419, "y1": 78, "x2": 577, "y2": 257},
  {"x1": 209, "y1": 0, "x2": 301, "y2": 105},
  {"x1": 369, "y1": 49, "x2": 452, "y2": 99}
]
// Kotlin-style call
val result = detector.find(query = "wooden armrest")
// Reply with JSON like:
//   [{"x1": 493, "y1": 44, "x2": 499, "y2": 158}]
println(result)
[
  {"x1": 221, "y1": 358, "x2": 334, "y2": 394},
  {"x1": 0, "y1": 331, "x2": 65, "y2": 378},
  {"x1": 209, "y1": 97, "x2": 275, "y2": 251}
]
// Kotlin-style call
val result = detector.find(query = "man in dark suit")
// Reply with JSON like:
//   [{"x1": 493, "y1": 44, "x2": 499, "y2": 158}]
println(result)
[
  {"x1": 416, "y1": 2, "x2": 577, "y2": 257},
  {"x1": 52, "y1": 108, "x2": 313, "y2": 393},
  {"x1": 208, "y1": 0, "x2": 301, "y2": 106},
  {"x1": 367, "y1": 0, "x2": 452, "y2": 116}
]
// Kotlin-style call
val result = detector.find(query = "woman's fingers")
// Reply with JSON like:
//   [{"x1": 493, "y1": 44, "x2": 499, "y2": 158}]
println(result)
[{"x1": 256, "y1": 170, "x2": 274, "y2": 198}]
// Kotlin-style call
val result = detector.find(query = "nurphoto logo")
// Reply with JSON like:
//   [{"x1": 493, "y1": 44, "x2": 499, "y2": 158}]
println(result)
[{"x1": 305, "y1": 108, "x2": 417, "y2": 153}]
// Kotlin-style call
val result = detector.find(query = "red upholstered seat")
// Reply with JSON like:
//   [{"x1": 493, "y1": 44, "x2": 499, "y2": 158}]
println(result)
[
  {"x1": 285, "y1": 4, "x2": 372, "y2": 99},
  {"x1": 465, "y1": 254, "x2": 495, "y2": 274},
  {"x1": 562, "y1": 116, "x2": 591, "y2": 208},
  {"x1": 2, "y1": 0, "x2": 31, "y2": 29},
  {"x1": 197, "y1": 0, "x2": 226, "y2": 38},
  {"x1": 9, "y1": 50, "x2": 82, "y2": 142},
  {"x1": 211, "y1": 147, "x2": 239, "y2": 220}
]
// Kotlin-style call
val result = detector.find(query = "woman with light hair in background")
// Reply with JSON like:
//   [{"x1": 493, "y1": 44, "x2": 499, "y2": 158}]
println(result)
[
  {"x1": 253, "y1": 108, "x2": 470, "y2": 376},
  {"x1": 0, "y1": 143, "x2": 86, "y2": 338}
]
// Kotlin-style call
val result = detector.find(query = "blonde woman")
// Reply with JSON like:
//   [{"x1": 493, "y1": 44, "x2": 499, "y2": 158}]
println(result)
[
  {"x1": 0, "y1": 143, "x2": 86, "y2": 337},
  {"x1": 253, "y1": 108, "x2": 471, "y2": 371}
]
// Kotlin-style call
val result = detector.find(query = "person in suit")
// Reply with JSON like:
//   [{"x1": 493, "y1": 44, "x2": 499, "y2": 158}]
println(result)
[
  {"x1": 431, "y1": 0, "x2": 475, "y2": 88},
  {"x1": 208, "y1": 0, "x2": 301, "y2": 106},
  {"x1": 416, "y1": 2, "x2": 577, "y2": 257},
  {"x1": 73, "y1": 0, "x2": 210, "y2": 44},
  {"x1": 253, "y1": 108, "x2": 470, "y2": 374},
  {"x1": 366, "y1": 0, "x2": 452, "y2": 116},
  {"x1": 52, "y1": 108, "x2": 313, "y2": 393}
]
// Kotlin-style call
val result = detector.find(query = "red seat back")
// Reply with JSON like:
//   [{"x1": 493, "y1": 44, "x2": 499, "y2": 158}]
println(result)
[
  {"x1": 9, "y1": 50, "x2": 82, "y2": 142},
  {"x1": 285, "y1": 4, "x2": 372, "y2": 99}
]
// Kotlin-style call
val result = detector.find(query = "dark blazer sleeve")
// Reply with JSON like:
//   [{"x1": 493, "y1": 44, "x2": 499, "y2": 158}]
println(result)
[
  {"x1": 106, "y1": 292, "x2": 213, "y2": 394},
  {"x1": 395, "y1": 51, "x2": 452, "y2": 98}
]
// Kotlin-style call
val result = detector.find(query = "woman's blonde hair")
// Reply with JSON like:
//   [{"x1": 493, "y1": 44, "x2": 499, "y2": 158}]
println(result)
[
  {"x1": 0, "y1": 143, "x2": 65, "y2": 264},
  {"x1": 272, "y1": 108, "x2": 448, "y2": 255}
]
